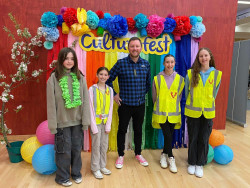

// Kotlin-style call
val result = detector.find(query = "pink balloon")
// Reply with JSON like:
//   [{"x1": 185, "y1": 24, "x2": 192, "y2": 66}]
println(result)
[{"x1": 36, "y1": 120, "x2": 55, "y2": 145}]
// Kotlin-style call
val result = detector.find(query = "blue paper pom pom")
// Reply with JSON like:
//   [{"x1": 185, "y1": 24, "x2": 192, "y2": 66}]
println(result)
[
  {"x1": 189, "y1": 16, "x2": 198, "y2": 26},
  {"x1": 163, "y1": 18, "x2": 176, "y2": 33},
  {"x1": 57, "y1": 15, "x2": 64, "y2": 26},
  {"x1": 104, "y1": 13, "x2": 112, "y2": 19},
  {"x1": 86, "y1": 10, "x2": 99, "y2": 29},
  {"x1": 41, "y1": 27, "x2": 59, "y2": 42},
  {"x1": 107, "y1": 15, "x2": 128, "y2": 38},
  {"x1": 98, "y1": 19, "x2": 108, "y2": 30},
  {"x1": 134, "y1": 13, "x2": 149, "y2": 29},
  {"x1": 43, "y1": 41, "x2": 53, "y2": 50},
  {"x1": 41, "y1": 12, "x2": 58, "y2": 28},
  {"x1": 140, "y1": 28, "x2": 147, "y2": 37},
  {"x1": 190, "y1": 22, "x2": 206, "y2": 38}
]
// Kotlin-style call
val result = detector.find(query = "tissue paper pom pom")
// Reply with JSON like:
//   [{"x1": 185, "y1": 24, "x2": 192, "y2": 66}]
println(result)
[
  {"x1": 107, "y1": 15, "x2": 128, "y2": 38},
  {"x1": 41, "y1": 12, "x2": 58, "y2": 28},
  {"x1": 44, "y1": 41, "x2": 53, "y2": 50},
  {"x1": 172, "y1": 16, "x2": 192, "y2": 36},
  {"x1": 140, "y1": 28, "x2": 147, "y2": 37},
  {"x1": 63, "y1": 8, "x2": 78, "y2": 27},
  {"x1": 190, "y1": 22, "x2": 206, "y2": 38},
  {"x1": 86, "y1": 10, "x2": 99, "y2": 29},
  {"x1": 60, "y1": 7, "x2": 67, "y2": 15},
  {"x1": 41, "y1": 27, "x2": 59, "y2": 42},
  {"x1": 194, "y1": 36, "x2": 202, "y2": 42},
  {"x1": 189, "y1": 16, "x2": 197, "y2": 26},
  {"x1": 163, "y1": 17, "x2": 176, "y2": 33},
  {"x1": 104, "y1": 13, "x2": 112, "y2": 19},
  {"x1": 98, "y1": 19, "x2": 108, "y2": 30},
  {"x1": 96, "y1": 10, "x2": 104, "y2": 19},
  {"x1": 146, "y1": 15, "x2": 165, "y2": 38},
  {"x1": 57, "y1": 15, "x2": 64, "y2": 26},
  {"x1": 134, "y1": 13, "x2": 149, "y2": 29},
  {"x1": 97, "y1": 27, "x2": 105, "y2": 36},
  {"x1": 197, "y1": 16, "x2": 203, "y2": 22},
  {"x1": 62, "y1": 22, "x2": 70, "y2": 34},
  {"x1": 167, "y1": 13, "x2": 175, "y2": 19},
  {"x1": 127, "y1": 17, "x2": 136, "y2": 31},
  {"x1": 77, "y1": 8, "x2": 87, "y2": 25},
  {"x1": 71, "y1": 23, "x2": 90, "y2": 37}
]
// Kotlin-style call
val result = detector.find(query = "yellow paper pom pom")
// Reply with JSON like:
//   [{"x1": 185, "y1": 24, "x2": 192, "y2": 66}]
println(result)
[
  {"x1": 77, "y1": 8, "x2": 87, "y2": 25},
  {"x1": 62, "y1": 22, "x2": 70, "y2": 34},
  {"x1": 71, "y1": 23, "x2": 90, "y2": 37}
]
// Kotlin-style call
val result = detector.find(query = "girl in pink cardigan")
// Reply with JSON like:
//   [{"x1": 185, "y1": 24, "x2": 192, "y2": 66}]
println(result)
[{"x1": 89, "y1": 67, "x2": 113, "y2": 179}]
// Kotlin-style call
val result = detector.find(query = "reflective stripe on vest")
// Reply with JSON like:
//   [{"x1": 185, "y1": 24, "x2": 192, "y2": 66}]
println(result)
[
  {"x1": 153, "y1": 74, "x2": 183, "y2": 117},
  {"x1": 92, "y1": 85, "x2": 111, "y2": 123}
]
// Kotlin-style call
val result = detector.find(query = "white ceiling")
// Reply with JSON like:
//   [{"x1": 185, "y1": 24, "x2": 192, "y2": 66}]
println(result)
[{"x1": 235, "y1": 0, "x2": 250, "y2": 40}]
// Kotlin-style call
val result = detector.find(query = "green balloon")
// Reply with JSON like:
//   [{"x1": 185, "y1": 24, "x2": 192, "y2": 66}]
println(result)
[{"x1": 207, "y1": 144, "x2": 214, "y2": 164}]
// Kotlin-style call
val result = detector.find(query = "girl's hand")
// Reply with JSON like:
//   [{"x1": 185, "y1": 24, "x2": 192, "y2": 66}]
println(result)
[{"x1": 105, "y1": 131, "x2": 110, "y2": 134}]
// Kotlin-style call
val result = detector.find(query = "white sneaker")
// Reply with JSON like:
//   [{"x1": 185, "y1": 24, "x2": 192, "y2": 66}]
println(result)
[
  {"x1": 73, "y1": 177, "x2": 82, "y2": 184},
  {"x1": 93, "y1": 170, "x2": 103, "y2": 179},
  {"x1": 160, "y1": 153, "x2": 168, "y2": 168},
  {"x1": 101, "y1": 168, "x2": 111, "y2": 175},
  {"x1": 168, "y1": 157, "x2": 177, "y2": 173},
  {"x1": 61, "y1": 180, "x2": 73, "y2": 187},
  {"x1": 187, "y1": 165, "x2": 195, "y2": 175},
  {"x1": 195, "y1": 166, "x2": 203, "y2": 178}
]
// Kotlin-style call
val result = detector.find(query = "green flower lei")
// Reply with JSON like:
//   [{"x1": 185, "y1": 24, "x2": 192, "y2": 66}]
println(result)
[{"x1": 59, "y1": 72, "x2": 82, "y2": 109}]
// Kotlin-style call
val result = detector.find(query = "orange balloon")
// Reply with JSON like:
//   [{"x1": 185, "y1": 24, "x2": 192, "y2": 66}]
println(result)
[{"x1": 209, "y1": 129, "x2": 224, "y2": 147}]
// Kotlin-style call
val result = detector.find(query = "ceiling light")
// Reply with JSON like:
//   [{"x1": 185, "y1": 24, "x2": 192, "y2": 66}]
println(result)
[{"x1": 238, "y1": 1, "x2": 250, "y2": 4}]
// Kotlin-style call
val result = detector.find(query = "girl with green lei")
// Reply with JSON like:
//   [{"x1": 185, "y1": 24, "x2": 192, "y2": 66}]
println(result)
[{"x1": 47, "y1": 47, "x2": 90, "y2": 187}]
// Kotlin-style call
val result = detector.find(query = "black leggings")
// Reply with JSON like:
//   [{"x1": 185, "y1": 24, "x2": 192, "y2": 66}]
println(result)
[{"x1": 160, "y1": 120, "x2": 175, "y2": 157}]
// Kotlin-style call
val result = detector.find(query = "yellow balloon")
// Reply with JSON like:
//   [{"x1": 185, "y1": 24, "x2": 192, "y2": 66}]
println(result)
[{"x1": 21, "y1": 136, "x2": 42, "y2": 164}]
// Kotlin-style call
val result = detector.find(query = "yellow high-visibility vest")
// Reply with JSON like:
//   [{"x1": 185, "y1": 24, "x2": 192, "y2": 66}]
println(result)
[
  {"x1": 185, "y1": 69, "x2": 222, "y2": 119},
  {"x1": 152, "y1": 74, "x2": 184, "y2": 129},
  {"x1": 92, "y1": 85, "x2": 112, "y2": 124}
]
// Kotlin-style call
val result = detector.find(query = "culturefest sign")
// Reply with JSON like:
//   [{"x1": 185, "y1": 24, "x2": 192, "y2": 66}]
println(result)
[{"x1": 79, "y1": 32, "x2": 174, "y2": 55}]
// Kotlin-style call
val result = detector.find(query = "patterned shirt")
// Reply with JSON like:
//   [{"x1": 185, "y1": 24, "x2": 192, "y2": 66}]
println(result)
[{"x1": 106, "y1": 55, "x2": 151, "y2": 106}]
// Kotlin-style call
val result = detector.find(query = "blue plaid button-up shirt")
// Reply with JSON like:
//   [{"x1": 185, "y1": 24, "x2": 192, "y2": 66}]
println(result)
[{"x1": 106, "y1": 55, "x2": 151, "y2": 106}]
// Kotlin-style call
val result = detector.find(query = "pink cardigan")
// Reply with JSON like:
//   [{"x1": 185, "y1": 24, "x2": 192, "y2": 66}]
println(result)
[{"x1": 88, "y1": 84, "x2": 114, "y2": 134}]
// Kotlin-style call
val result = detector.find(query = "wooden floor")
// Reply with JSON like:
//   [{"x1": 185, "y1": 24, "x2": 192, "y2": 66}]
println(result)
[{"x1": 1, "y1": 112, "x2": 250, "y2": 188}]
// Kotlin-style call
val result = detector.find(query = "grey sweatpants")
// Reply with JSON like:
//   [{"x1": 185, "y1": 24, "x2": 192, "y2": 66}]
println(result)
[{"x1": 90, "y1": 123, "x2": 109, "y2": 171}]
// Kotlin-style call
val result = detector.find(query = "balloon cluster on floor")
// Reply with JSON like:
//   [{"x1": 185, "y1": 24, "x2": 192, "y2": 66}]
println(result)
[
  {"x1": 207, "y1": 129, "x2": 234, "y2": 165},
  {"x1": 20, "y1": 120, "x2": 57, "y2": 174}
]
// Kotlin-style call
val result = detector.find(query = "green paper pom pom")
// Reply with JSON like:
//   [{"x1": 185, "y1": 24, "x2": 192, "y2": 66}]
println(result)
[
  {"x1": 44, "y1": 41, "x2": 53, "y2": 50},
  {"x1": 97, "y1": 27, "x2": 104, "y2": 36},
  {"x1": 196, "y1": 16, "x2": 203, "y2": 23}
]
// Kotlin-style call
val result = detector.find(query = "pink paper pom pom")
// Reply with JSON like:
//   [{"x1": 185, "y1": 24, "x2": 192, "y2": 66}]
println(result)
[
  {"x1": 60, "y1": 7, "x2": 67, "y2": 15},
  {"x1": 146, "y1": 15, "x2": 165, "y2": 38}
]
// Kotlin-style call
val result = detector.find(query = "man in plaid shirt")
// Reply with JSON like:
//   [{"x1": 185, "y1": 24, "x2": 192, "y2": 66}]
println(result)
[{"x1": 106, "y1": 37, "x2": 151, "y2": 169}]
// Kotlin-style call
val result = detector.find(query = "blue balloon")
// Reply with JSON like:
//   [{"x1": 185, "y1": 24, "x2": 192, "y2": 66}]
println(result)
[
  {"x1": 214, "y1": 145, "x2": 234, "y2": 165},
  {"x1": 32, "y1": 144, "x2": 57, "y2": 175}
]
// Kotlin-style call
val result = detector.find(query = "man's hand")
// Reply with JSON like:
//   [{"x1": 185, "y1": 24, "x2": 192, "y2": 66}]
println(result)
[{"x1": 114, "y1": 93, "x2": 122, "y2": 106}]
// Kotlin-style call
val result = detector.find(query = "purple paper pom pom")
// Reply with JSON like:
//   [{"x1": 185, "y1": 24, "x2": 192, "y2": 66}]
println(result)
[
  {"x1": 190, "y1": 22, "x2": 206, "y2": 38},
  {"x1": 189, "y1": 16, "x2": 197, "y2": 26},
  {"x1": 41, "y1": 12, "x2": 58, "y2": 28},
  {"x1": 57, "y1": 15, "x2": 64, "y2": 26},
  {"x1": 163, "y1": 17, "x2": 176, "y2": 33},
  {"x1": 107, "y1": 15, "x2": 128, "y2": 38},
  {"x1": 167, "y1": 13, "x2": 175, "y2": 19},
  {"x1": 134, "y1": 13, "x2": 149, "y2": 29},
  {"x1": 60, "y1": 7, "x2": 67, "y2": 15}
]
